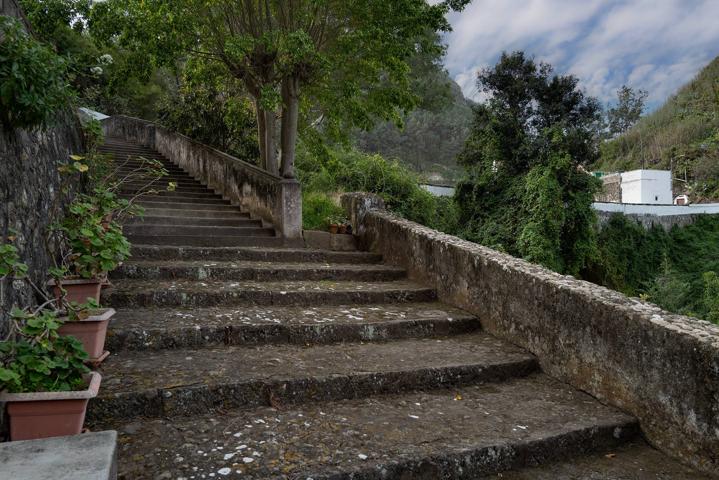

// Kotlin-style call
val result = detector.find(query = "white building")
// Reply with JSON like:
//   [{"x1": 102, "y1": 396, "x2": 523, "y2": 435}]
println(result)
[{"x1": 620, "y1": 170, "x2": 673, "y2": 205}]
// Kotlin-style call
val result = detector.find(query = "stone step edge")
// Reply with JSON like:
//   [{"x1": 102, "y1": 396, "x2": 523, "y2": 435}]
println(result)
[
  {"x1": 102, "y1": 284, "x2": 437, "y2": 308},
  {"x1": 106, "y1": 314, "x2": 481, "y2": 351},
  {"x1": 88, "y1": 358, "x2": 539, "y2": 423}
]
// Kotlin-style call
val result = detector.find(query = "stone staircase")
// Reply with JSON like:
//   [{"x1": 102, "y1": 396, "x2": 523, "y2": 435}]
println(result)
[
  {"x1": 99, "y1": 137, "x2": 281, "y2": 247},
  {"x1": 90, "y1": 137, "x2": 710, "y2": 479}
]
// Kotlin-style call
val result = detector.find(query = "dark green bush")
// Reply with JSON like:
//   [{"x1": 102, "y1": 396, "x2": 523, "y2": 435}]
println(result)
[
  {"x1": 302, "y1": 192, "x2": 345, "y2": 231},
  {"x1": 0, "y1": 16, "x2": 72, "y2": 129},
  {"x1": 296, "y1": 144, "x2": 459, "y2": 233}
]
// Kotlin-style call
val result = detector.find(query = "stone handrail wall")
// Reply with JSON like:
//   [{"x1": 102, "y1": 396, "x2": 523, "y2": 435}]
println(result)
[
  {"x1": 342, "y1": 192, "x2": 719, "y2": 473},
  {"x1": 102, "y1": 115, "x2": 301, "y2": 240}
]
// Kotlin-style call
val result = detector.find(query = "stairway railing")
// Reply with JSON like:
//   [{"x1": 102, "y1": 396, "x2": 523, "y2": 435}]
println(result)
[{"x1": 102, "y1": 115, "x2": 302, "y2": 242}]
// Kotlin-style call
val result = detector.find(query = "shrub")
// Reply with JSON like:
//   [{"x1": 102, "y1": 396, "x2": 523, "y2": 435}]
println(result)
[
  {"x1": 0, "y1": 16, "x2": 72, "y2": 129},
  {"x1": 0, "y1": 308, "x2": 90, "y2": 393},
  {"x1": 302, "y1": 192, "x2": 345, "y2": 231},
  {"x1": 296, "y1": 144, "x2": 459, "y2": 233}
]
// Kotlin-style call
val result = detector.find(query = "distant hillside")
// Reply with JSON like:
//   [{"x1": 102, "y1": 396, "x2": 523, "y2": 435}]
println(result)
[
  {"x1": 354, "y1": 75, "x2": 474, "y2": 183},
  {"x1": 597, "y1": 56, "x2": 719, "y2": 201}
]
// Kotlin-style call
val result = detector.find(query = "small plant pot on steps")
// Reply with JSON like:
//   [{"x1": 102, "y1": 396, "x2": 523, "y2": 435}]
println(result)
[
  {"x1": 58, "y1": 308, "x2": 115, "y2": 366},
  {"x1": 329, "y1": 224, "x2": 339, "y2": 234},
  {"x1": 48, "y1": 278, "x2": 103, "y2": 305},
  {"x1": 0, "y1": 372, "x2": 102, "y2": 441}
]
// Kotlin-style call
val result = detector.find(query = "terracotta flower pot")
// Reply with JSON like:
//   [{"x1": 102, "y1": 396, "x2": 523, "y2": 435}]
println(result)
[
  {"x1": 48, "y1": 278, "x2": 103, "y2": 305},
  {"x1": 0, "y1": 372, "x2": 102, "y2": 441},
  {"x1": 338, "y1": 224, "x2": 348, "y2": 234},
  {"x1": 329, "y1": 224, "x2": 339, "y2": 234},
  {"x1": 58, "y1": 308, "x2": 115, "y2": 365}
]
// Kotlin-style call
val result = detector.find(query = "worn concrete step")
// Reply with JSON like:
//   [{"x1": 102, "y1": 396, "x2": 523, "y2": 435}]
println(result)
[
  {"x1": 120, "y1": 190, "x2": 224, "y2": 201},
  {"x1": 124, "y1": 184, "x2": 211, "y2": 195},
  {"x1": 99, "y1": 145, "x2": 164, "y2": 155},
  {"x1": 118, "y1": 174, "x2": 201, "y2": 184},
  {"x1": 121, "y1": 180, "x2": 208, "y2": 191},
  {"x1": 92, "y1": 374, "x2": 638, "y2": 479},
  {"x1": 482, "y1": 440, "x2": 714, "y2": 480},
  {"x1": 131, "y1": 209, "x2": 251, "y2": 220},
  {"x1": 130, "y1": 245, "x2": 383, "y2": 263},
  {"x1": 121, "y1": 194, "x2": 229, "y2": 205},
  {"x1": 105, "y1": 303, "x2": 480, "y2": 351},
  {"x1": 89, "y1": 333, "x2": 539, "y2": 422},
  {"x1": 123, "y1": 224, "x2": 275, "y2": 238},
  {"x1": 129, "y1": 199, "x2": 242, "y2": 211},
  {"x1": 125, "y1": 234, "x2": 280, "y2": 247},
  {"x1": 111, "y1": 260, "x2": 406, "y2": 282},
  {"x1": 126, "y1": 215, "x2": 259, "y2": 227},
  {"x1": 102, "y1": 279, "x2": 436, "y2": 308},
  {"x1": 114, "y1": 168, "x2": 187, "y2": 177}
]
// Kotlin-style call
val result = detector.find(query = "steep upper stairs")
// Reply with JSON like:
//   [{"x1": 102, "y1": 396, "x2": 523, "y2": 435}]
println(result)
[{"x1": 90, "y1": 137, "x2": 712, "y2": 479}]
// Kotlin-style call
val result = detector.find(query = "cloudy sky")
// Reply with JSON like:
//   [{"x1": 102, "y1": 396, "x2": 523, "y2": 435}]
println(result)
[{"x1": 441, "y1": 0, "x2": 719, "y2": 111}]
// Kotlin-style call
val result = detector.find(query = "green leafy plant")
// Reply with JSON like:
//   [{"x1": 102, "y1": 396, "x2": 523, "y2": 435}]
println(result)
[
  {"x1": 0, "y1": 308, "x2": 90, "y2": 393},
  {"x1": 55, "y1": 188, "x2": 132, "y2": 279},
  {"x1": 0, "y1": 16, "x2": 72, "y2": 129},
  {"x1": 302, "y1": 192, "x2": 345, "y2": 231}
]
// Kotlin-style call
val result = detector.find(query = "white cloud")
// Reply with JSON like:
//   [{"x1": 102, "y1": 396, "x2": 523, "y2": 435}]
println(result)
[{"x1": 442, "y1": 0, "x2": 719, "y2": 109}]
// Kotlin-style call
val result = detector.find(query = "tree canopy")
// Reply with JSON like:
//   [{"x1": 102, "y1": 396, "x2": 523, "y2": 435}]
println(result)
[
  {"x1": 455, "y1": 51, "x2": 602, "y2": 275},
  {"x1": 89, "y1": 0, "x2": 469, "y2": 177}
]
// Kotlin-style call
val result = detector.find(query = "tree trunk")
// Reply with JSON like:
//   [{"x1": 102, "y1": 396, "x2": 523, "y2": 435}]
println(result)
[
  {"x1": 280, "y1": 77, "x2": 300, "y2": 179},
  {"x1": 255, "y1": 99, "x2": 267, "y2": 170},
  {"x1": 264, "y1": 109, "x2": 279, "y2": 175}
]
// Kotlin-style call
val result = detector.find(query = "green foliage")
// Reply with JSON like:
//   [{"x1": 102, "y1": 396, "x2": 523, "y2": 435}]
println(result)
[
  {"x1": 302, "y1": 192, "x2": 345, "y2": 231},
  {"x1": 584, "y1": 214, "x2": 669, "y2": 295},
  {"x1": 0, "y1": 308, "x2": 90, "y2": 393},
  {"x1": 598, "y1": 56, "x2": 719, "y2": 201},
  {"x1": 605, "y1": 85, "x2": 648, "y2": 138},
  {"x1": 17, "y1": 0, "x2": 91, "y2": 41},
  {"x1": 57, "y1": 189, "x2": 132, "y2": 278},
  {"x1": 158, "y1": 59, "x2": 259, "y2": 163},
  {"x1": 456, "y1": 52, "x2": 602, "y2": 275},
  {"x1": 586, "y1": 214, "x2": 719, "y2": 324},
  {"x1": 297, "y1": 144, "x2": 459, "y2": 233},
  {"x1": 701, "y1": 271, "x2": 719, "y2": 324},
  {"x1": 0, "y1": 16, "x2": 72, "y2": 129},
  {"x1": 0, "y1": 242, "x2": 28, "y2": 279}
]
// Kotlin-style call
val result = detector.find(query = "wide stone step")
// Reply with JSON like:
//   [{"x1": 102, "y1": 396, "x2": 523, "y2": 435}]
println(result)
[
  {"x1": 102, "y1": 279, "x2": 437, "y2": 308},
  {"x1": 123, "y1": 224, "x2": 275, "y2": 238},
  {"x1": 91, "y1": 375, "x2": 638, "y2": 479},
  {"x1": 105, "y1": 302, "x2": 481, "y2": 351},
  {"x1": 123, "y1": 184, "x2": 211, "y2": 194},
  {"x1": 89, "y1": 333, "x2": 539, "y2": 422},
  {"x1": 129, "y1": 199, "x2": 242, "y2": 211},
  {"x1": 120, "y1": 190, "x2": 224, "y2": 201},
  {"x1": 486, "y1": 440, "x2": 714, "y2": 480},
  {"x1": 132, "y1": 209, "x2": 250, "y2": 221},
  {"x1": 125, "y1": 234, "x2": 280, "y2": 247},
  {"x1": 111, "y1": 260, "x2": 406, "y2": 282},
  {"x1": 121, "y1": 194, "x2": 230, "y2": 205},
  {"x1": 126, "y1": 215, "x2": 259, "y2": 227},
  {"x1": 129, "y1": 245, "x2": 383, "y2": 263},
  {"x1": 117, "y1": 174, "x2": 201, "y2": 184}
]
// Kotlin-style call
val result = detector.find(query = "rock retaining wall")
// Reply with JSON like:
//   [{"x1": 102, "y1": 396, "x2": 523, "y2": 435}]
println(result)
[
  {"x1": 0, "y1": 114, "x2": 84, "y2": 338},
  {"x1": 102, "y1": 116, "x2": 302, "y2": 241},
  {"x1": 342, "y1": 192, "x2": 719, "y2": 474}
]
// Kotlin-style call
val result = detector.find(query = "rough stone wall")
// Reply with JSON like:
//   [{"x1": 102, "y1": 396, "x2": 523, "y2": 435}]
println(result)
[
  {"x1": 0, "y1": 114, "x2": 84, "y2": 338},
  {"x1": 596, "y1": 173, "x2": 622, "y2": 202},
  {"x1": 342, "y1": 192, "x2": 719, "y2": 474},
  {"x1": 102, "y1": 116, "x2": 303, "y2": 242},
  {"x1": 596, "y1": 210, "x2": 704, "y2": 231}
]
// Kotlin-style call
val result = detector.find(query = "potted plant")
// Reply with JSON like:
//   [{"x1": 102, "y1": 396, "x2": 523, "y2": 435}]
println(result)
[
  {"x1": 326, "y1": 214, "x2": 347, "y2": 234},
  {"x1": 0, "y1": 308, "x2": 101, "y2": 441},
  {"x1": 58, "y1": 299, "x2": 116, "y2": 366},
  {"x1": 48, "y1": 122, "x2": 171, "y2": 304}
]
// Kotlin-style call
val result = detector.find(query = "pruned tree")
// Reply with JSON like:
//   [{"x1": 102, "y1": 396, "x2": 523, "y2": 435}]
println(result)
[{"x1": 90, "y1": 0, "x2": 469, "y2": 177}]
